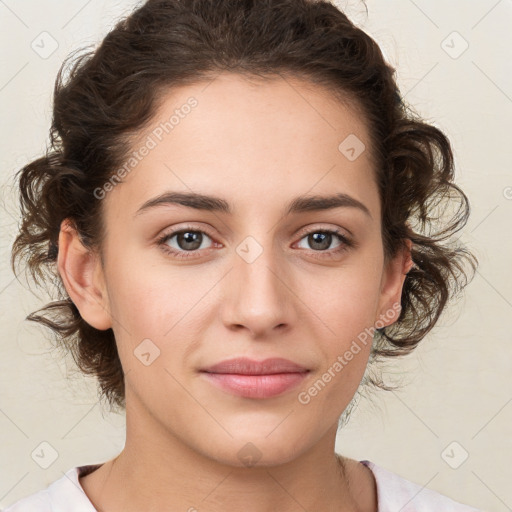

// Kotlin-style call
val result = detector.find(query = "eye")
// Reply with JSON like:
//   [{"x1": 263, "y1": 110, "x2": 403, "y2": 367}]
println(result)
[
  {"x1": 295, "y1": 228, "x2": 353, "y2": 258},
  {"x1": 157, "y1": 226, "x2": 217, "y2": 260},
  {"x1": 156, "y1": 225, "x2": 355, "y2": 261}
]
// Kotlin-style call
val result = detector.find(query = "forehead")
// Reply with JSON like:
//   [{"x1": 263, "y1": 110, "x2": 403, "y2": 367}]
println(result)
[{"x1": 104, "y1": 73, "x2": 378, "y2": 221}]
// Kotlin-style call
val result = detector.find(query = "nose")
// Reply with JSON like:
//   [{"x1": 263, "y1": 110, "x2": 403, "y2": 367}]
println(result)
[{"x1": 221, "y1": 238, "x2": 295, "y2": 338}]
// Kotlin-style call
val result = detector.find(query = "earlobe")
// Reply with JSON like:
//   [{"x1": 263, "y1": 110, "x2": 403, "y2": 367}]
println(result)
[
  {"x1": 57, "y1": 219, "x2": 112, "y2": 331},
  {"x1": 375, "y1": 239, "x2": 413, "y2": 328}
]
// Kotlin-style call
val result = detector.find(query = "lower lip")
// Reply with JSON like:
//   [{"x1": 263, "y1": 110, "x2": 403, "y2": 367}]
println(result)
[{"x1": 200, "y1": 372, "x2": 309, "y2": 399}]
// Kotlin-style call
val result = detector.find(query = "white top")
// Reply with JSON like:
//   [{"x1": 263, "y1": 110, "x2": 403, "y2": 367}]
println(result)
[{"x1": 2, "y1": 460, "x2": 483, "y2": 511}]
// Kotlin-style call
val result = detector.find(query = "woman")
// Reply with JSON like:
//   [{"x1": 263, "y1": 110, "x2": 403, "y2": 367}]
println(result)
[{"x1": 6, "y1": 0, "x2": 481, "y2": 510}]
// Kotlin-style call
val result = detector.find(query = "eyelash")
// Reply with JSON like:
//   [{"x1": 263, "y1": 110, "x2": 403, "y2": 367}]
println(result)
[{"x1": 156, "y1": 225, "x2": 354, "y2": 261}]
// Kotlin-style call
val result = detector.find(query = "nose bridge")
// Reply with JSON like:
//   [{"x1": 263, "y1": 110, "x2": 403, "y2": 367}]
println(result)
[{"x1": 224, "y1": 232, "x2": 292, "y2": 335}]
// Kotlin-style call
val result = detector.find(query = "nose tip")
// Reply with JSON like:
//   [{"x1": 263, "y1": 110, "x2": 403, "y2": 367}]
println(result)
[{"x1": 223, "y1": 253, "x2": 292, "y2": 337}]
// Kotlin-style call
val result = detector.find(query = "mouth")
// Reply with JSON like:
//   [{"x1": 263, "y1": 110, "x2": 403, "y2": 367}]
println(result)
[{"x1": 199, "y1": 357, "x2": 310, "y2": 399}]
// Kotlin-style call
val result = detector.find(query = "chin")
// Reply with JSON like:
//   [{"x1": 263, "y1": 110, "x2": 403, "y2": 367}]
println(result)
[{"x1": 198, "y1": 432, "x2": 312, "y2": 469}]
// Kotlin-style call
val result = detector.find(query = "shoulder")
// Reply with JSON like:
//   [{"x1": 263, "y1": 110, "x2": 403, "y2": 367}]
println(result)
[
  {"x1": 1, "y1": 487, "x2": 50, "y2": 512},
  {"x1": 2, "y1": 466, "x2": 98, "y2": 512},
  {"x1": 360, "y1": 460, "x2": 484, "y2": 512}
]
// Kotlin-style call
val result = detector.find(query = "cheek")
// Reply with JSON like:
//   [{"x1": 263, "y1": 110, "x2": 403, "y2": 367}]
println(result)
[
  {"x1": 104, "y1": 257, "x2": 213, "y2": 376},
  {"x1": 293, "y1": 257, "x2": 382, "y2": 398},
  {"x1": 299, "y1": 273, "x2": 378, "y2": 412},
  {"x1": 300, "y1": 260, "x2": 383, "y2": 335},
  {"x1": 105, "y1": 244, "x2": 199, "y2": 328}
]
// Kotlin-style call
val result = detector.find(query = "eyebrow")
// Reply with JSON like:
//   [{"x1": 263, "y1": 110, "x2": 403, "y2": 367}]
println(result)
[{"x1": 134, "y1": 191, "x2": 372, "y2": 219}]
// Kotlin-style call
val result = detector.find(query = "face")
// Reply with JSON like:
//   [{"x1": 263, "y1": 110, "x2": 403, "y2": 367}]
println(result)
[{"x1": 63, "y1": 73, "x2": 409, "y2": 467}]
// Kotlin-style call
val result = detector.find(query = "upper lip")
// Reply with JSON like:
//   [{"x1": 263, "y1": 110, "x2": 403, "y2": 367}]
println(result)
[{"x1": 201, "y1": 357, "x2": 309, "y2": 375}]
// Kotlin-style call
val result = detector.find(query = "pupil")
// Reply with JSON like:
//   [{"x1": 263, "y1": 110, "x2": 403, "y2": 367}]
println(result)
[
  {"x1": 179, "y1": 231, "x2": 202, "y2": 250},
  {"x1": 310, "y1": 232, "x2": 330, "y2": 250}
]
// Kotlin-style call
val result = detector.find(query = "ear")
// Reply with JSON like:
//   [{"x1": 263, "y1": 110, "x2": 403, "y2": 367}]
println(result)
[
  {"x1": 374, "y1": 238, "x2": 414, "y2": 328},
  {"x1": 57, "y1": 219, "x2": 112, "y2": 330}
]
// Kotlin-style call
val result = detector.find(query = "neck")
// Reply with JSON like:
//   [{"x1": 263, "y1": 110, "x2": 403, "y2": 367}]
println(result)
[{"x1": 80, "y1": 395, "x2": 372, "y2": 512}]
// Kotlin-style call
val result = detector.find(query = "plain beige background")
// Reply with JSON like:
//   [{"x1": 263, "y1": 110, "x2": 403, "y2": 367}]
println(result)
[{"x1": 0, "y1": 0, "x2": 510, "y2": 510}]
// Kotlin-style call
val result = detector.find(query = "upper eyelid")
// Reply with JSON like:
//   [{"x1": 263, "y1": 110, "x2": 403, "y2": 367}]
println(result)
[{"x1": 295, "y1": 224, "x2": 348, "y2": 238}]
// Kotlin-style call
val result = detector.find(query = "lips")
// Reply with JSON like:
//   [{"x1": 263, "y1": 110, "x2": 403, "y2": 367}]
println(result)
[
  {"x1": 201, "y1": 357, "x2": 309, "y2": 375},
  {"x1": 200, "y1": 357, "x2": 310, "y2": 399}
]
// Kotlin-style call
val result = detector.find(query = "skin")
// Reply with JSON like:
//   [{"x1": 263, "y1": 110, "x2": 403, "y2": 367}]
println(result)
[{"x1": 58, "y1": 73, "x2": 413, "y2": 512}]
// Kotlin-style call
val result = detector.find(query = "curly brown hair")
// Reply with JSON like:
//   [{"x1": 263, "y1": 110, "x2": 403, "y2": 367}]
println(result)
[{"x1": 10, "y1": 0, "x2": 477, "y2": 412}]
